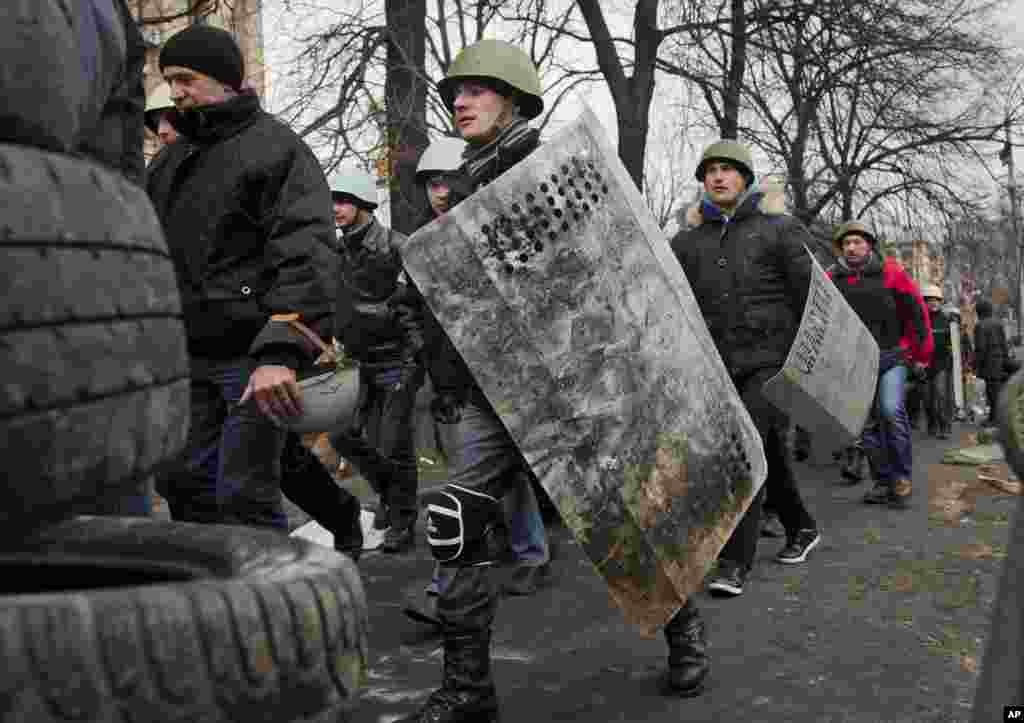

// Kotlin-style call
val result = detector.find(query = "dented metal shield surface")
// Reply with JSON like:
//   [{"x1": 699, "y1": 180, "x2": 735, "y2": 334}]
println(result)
[
  {"x1": 400, "y1": 109, "x2": 767, "y2": 635},
  {"x1": 762, "y1": 253, "x2": 879, "y2": 452}
]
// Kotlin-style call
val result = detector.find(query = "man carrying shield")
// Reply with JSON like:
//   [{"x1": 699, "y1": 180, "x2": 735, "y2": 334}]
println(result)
[
  {"x1": 670, "y1": 141, "x2": 822, "y2": 597},
  {"x1": 398, "y1": 40, "x2": 709, "y2": 723}
]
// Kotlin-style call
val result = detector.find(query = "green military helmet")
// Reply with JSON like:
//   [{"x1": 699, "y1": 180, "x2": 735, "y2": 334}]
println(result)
[
  {"x1": 144, "y1": 84, "x2": 174, "y2": 134},
  {"x1": 416, "y1": 136, "x2": 468, "y2": 184},
  {"x1": 832, "y1": 220, "x2": 877, "y2": 255},
  {"x1": 437, "y1": 39, "x2": 544, "y2": 120},
  {"x1": 328, "y1": 168, "x2": 379, "y2": 209},
  {"x1": 694, "y1": 139, "x2": 755, "y2": 185}
]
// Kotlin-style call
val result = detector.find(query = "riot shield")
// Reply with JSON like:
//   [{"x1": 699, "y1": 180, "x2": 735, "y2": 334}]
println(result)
[
  {"x1": 400, "y1": 109, "x2": 767, "y2": 635},
  {"x1": 762, "y1": 254, "x2": 879, "y2": 454},
  {"x1": 950, "y1": 313, "x2": 964, "y2": 417}
]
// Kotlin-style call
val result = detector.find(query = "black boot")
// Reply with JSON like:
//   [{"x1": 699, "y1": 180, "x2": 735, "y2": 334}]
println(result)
[
  {"x1": 397, "y1": 629, "x2": 499, "y2": 722},
  {"x1": 660, "y1": 599, "x2": 709, "y2": 697}
]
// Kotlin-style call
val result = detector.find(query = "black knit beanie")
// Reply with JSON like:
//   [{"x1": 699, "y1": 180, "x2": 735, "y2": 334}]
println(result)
[{"x1": 159, "y1": 25, "x2": 244, "y2": 90}]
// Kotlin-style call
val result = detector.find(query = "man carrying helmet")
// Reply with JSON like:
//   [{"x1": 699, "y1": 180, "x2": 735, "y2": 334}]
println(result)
[
  {"x1": 146, "y1": 25, "x2": 336, "y2": 529},
  {"x1": 670, "y1": 140, "x2": 822, "y2": 598},
  {"x1": 920, "y1": 284, "x2": 954, "y2": 439},
  {"x1": 828, "y1": 221, "x2": 932, "y2": 508},
  {"x1": 325, "y1": 168, "x2": 425, "y2": 553},
  {"x1": 399, "y1": 39, "x2": 709, "y2": 723}
]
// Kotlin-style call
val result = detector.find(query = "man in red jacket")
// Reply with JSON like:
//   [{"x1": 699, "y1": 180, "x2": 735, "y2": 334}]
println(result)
[{"x1": 828, "y1": 221, "x2": 933, "y2": 508}]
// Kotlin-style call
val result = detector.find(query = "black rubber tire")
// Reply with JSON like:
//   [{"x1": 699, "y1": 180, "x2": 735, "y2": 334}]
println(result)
[
  {"x1": 0, "y1": 144, "x2": 189, "y2": 535},
  {"x1": 0, "y1": 1, "x2": 82, "y2": 152},
  {"x1": 0, "y1": 516, "x2": 368, "y2": 722}
]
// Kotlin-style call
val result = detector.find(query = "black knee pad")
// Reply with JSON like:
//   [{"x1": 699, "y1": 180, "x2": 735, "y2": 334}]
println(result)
[{"x1": 424, "y1": 484, "x2": 508, "y2": 566}]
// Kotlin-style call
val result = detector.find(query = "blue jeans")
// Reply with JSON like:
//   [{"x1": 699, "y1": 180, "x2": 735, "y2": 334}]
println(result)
[
  {"x1": 156, "y1": 357, "x2": 287, "y2": 530},
  {"x1": 862, "y1": 351, "x2": 912, "y2": 482}
]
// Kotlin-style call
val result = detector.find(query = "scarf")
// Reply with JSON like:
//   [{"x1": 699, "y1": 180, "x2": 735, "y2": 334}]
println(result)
[{"x1": 461, "y1": 118, "x2": 540, "y2": 184}]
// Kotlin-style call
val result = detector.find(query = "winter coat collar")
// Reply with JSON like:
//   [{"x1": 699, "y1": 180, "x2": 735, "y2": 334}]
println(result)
[
  {"x1": 168, "y1": 91, "x2": 262, "y2": 144},
  {"x1": 684, "y1": 183, "x2": 787, "y2": 228},
  {"x1": 832, "y1": 251, "x2": 883, "y2": 278}
]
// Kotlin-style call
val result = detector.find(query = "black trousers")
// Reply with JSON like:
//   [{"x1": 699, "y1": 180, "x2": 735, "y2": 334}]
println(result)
[
  {"x1": 984, "y1": 377, "x2": 1004, "y2": 425},
  {"x1": 279, "y1": 431, "x2": 361, "y2": 536},
  {"x1": 719, "y1": 368, "x2": 817, "y2": 570},
  {"x1": 329, "y1": 364, "x2": 423, "y2": 528},
  {"x1": 921, "y1": 367, "x2": 952, "y2": 434}
]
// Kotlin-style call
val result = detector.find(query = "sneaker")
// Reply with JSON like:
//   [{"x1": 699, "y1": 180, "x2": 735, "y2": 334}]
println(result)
[
  {"x1": 380, "y1": 523, "x2": 415, "y2": 553},
  {"x1": 706, "y1": 560, "x2": 746, "y2": 597},
  {"x1": 760, "y1": 510, "x2": 785, "y2": 538},
  {"x1": 777, "y1": 529, "x2": 821, "y2": 564}
]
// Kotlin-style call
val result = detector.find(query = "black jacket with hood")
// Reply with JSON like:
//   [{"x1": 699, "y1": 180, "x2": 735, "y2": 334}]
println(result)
[
  {"x1": 146, "y1": 93, "x2": 336, "y2": 367},
  {"x1": 669, "y1": 187, "x2": 813, "y2": 379}
]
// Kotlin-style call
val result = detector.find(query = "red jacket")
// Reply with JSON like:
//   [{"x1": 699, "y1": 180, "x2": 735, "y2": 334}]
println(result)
[{"x1": 827, "y1": 254, "x2": 933, "y2": 367}]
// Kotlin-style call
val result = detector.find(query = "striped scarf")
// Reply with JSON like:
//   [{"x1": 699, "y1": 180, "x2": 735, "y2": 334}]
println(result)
[{"x1": 460, "y1": 118, "x2": 539, "y2": 184}]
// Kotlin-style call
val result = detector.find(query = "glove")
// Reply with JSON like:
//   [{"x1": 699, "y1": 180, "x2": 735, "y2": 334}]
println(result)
[{"x1": 431, "y1": 391, "x2": 464, "y2": 425}]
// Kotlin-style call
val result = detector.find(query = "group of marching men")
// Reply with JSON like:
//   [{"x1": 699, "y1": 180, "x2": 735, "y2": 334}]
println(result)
[{"x1": 144, "y1": 23, "x2": 1017, "y2": 722}]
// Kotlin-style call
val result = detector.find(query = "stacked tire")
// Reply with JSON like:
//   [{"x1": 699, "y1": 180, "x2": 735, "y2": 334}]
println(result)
[{"x1": 0, "y1": 3, "x2": 368, "y2": 721}]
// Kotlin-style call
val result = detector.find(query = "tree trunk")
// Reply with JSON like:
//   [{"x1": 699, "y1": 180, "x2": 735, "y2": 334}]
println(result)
[
  {"x1": 720, "y1": 0, "x2": 747, "y2": 139},
  {"x1": 385, "y1": 0, "x2": 428, "y2": 234},
  {"x1": 577, "y1": 0, "x2": 662, "y2": 193}
]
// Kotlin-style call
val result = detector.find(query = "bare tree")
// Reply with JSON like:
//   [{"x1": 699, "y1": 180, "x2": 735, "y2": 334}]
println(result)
[
  {"x1": 270, "y1": 0, "x2": 593, "y2": 179},
  {"x1": 385, "y1": 0, "x2": 429, "y2": 233},
  {"x1": 576, "y1": 0, "x2": 714, "y2": 192}
]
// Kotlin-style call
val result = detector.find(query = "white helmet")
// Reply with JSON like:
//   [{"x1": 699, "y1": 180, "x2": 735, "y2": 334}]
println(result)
[
  {"x1": 328, "y1": 168, "x2": 379, "y2": 209},
  {"x1": 921, "y1": 284, "x2": 943, "y2": 301},
  {"x1": 416, "y1": 137, "x2": 468, "y2": 183},
  {"x1": 144, "y1": 84, "x2": 174, "y2": 134}
]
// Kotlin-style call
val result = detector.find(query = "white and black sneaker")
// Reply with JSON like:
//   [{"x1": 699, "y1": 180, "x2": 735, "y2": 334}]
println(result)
[
  {"x1": 706, "y1": 560, "x2": 746, "y2": 597},
  {"x1": 777, "y1": 529, "x2": 821, "y2": 564}
]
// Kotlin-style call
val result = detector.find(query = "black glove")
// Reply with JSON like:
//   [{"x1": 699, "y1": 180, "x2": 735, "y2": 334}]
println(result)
[{"x1": 431, "y1": 391, "x2": 464, "y2": 425}]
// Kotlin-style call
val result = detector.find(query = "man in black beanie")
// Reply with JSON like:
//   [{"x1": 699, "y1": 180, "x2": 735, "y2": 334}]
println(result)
[{"x1": 146, "y1": 24, "x2": 338, "y2": 531}]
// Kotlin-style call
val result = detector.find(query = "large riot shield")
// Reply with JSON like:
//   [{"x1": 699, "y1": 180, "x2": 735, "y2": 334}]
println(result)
[
  {"x1": 762, "y1": 254, "x2": 879, "y2": 454},
  {"x1": 400, "y1": 109, "x2": 767, "y2": 635}
]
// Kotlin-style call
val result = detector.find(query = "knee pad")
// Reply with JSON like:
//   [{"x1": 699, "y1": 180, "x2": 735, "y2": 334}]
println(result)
[{"x1": 424, "y1": 484, "x2": 508, "y2": 566}]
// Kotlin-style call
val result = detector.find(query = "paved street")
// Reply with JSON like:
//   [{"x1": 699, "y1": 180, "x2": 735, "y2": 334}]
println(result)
[{"x1": 293, "y1": 421, "x2": 1018, "y2": 722}]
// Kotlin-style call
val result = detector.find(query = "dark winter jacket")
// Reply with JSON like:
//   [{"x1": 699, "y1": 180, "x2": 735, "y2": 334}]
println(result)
[
  {"x1": 326, "y1": 217, "x2": 422, "y2": 364},
  {"x1": 928, "y1": 309, "x2": 954, "y2": 372},
  {"x1": 145, "y1": 93, "x2": 336, "y2": 366},
  {"x1": 975, "y1": 316, "x2": 1009, "y2": 381},
  {"x1": 416, "y1": 122, "x2": 542, "y2": 399},
  {"x1": 827, "y1": 253, "x2": 933, "y2": 366},
  {"x1": 668, "y1": 189, "x2": 814, "y2": 379}
]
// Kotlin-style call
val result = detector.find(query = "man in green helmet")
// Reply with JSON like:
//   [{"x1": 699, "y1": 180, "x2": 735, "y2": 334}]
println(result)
[
  {"x1": 397, "y1": 40, "x2": 708, "y2": 723},
  {"x1": 670, "y1": 139, "x2": 821, "y2": 598}
]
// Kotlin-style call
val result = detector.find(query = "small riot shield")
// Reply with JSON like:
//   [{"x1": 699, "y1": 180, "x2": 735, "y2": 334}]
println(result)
[
  {"x1": 762, "y1": 254, "x2": 879, "y2": 454},
  {"x1": 950, "y1": 313, "x2": 964, "y2": 417},
  {"x1": 400, "y1": 109, "x2": 767, "y2": 635}
]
